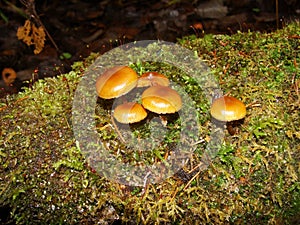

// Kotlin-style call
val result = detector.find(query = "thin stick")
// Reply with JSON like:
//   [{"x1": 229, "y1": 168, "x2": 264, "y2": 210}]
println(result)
[
  {"x1": 20, "y1": 0, "x2": 59, "y2": 51},
  {"x1": 111, "y1": 115, "x2": 126, "y2": 143},
  {"x1": 275, "y1": 0, "x2": 279, "y2": 29},
  {"x1": 183, "y1": 170, "x2": 201, "y2": 190}
]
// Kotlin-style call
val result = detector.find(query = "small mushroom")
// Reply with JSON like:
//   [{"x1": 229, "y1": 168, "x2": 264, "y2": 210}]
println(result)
[
  {"x1": 95, "y1": 66, "x2": 138, "y2": 99},
  {"x1": 141, "y1": 86, "x2": 182, "y2": 114},
  {"x1": 113, "y1": 102, "x2": 147, "y2": 124},
  {"x1": 210, "y1": 96, "x2": 246, "y2": 135},
  {"x1": 137, "y1": 72, "x2": 170, "y2": 87}
]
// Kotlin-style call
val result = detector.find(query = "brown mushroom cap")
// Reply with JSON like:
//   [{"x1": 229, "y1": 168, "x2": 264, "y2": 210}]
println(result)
[
  {"x1": 113, "y1": 102, "x2": 147, "y2": 124},
  {"x1": 141, "y1": 86, "x2": 182, "y2": 114},
  {"x1": 210, "y1": 96, "x2": 246, "y2": 122},
  {"x1": 95, "y1": 66, "x2": 138, "y2": 99},
  {"x1": 137, "y1": 72, "x2": 170, "y2": 87}
]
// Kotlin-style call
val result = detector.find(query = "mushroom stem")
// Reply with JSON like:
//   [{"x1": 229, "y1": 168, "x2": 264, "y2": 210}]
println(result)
[
  {"x1": 226, "y1": 122, "x2": 238, "y2": 135},
  {"x1": 226, "y1": 119, "x2": 244, "y2": 135},
  {"x1": 159, "y1": 115, "x2": 168, "y2": 127}
]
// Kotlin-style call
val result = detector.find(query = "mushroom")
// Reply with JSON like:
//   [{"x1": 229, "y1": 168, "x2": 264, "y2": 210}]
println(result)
[
  {"x1": 113, "y1": 102, "x2": 147, "y2": 124},
  {"x1": 141, "y1": 86, "x2": 182, "y2": 114},
  {"x1": 210, "y1": 96, "x2": 246, "y2": 135},
  {"x1": 95, "y1": 65, "x2": 138, "y2": 99},
  {"x1": 137, "y1": 72, "x2": 170, "y2": 87}
]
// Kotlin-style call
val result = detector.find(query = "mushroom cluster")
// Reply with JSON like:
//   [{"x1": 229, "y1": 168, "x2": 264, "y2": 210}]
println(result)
[{"x1": 95, "y1": 66, "x2": 182, "y2": 124}]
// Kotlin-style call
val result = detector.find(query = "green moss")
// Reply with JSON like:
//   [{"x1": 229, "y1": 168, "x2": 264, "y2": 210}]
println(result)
[{"x1": 1, "y1": 23, "x2": 299, "y2": 224}]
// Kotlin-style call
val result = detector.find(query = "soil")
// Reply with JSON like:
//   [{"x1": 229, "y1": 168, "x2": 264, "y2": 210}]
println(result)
[{"x1": 0, "y1": 0, "x2": 299, "y2": 96}]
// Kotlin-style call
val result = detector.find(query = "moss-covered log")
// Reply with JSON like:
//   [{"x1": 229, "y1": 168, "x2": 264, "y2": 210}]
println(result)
[{"x1": 1, "y1": 22, "x2": 299, "y2": 224}]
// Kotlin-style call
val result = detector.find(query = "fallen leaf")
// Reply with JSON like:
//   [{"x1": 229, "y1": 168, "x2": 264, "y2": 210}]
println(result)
[{"x1": 17, "y1": 20, "x2": 46, "y2": 54}]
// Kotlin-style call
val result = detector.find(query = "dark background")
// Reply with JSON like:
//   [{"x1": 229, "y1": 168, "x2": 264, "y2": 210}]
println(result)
[{"x1": 0, "y1": 0, "x2": 299, "y2": 95}]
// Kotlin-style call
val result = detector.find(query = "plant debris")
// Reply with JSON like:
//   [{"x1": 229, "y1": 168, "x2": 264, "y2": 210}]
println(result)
[{"x1": 17, "y1": 19, "x2": 46, "y2": 54}]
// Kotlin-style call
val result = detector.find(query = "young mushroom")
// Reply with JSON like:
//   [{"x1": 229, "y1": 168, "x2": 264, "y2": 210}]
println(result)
[
  {"x1": 210, "y1": 96, "x2": 246, "y2": 135},
  {"x1": 137, "y1": 72, "x2": 170, "y2": 87},
  {"x1": 113, "y1": 102, "x2": 147, "y2": 124},
  {"x1": 141, "y1": 86, "x2": 182, "y2": 114},
  {"x1": 95, "y1": 65, "x2": 138, "y2": 99}
]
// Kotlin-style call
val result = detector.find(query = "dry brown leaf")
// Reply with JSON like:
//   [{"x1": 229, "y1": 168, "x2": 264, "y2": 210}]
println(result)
[{"x1": 17, "y1": 19, "x2": 46, "y2": 54}]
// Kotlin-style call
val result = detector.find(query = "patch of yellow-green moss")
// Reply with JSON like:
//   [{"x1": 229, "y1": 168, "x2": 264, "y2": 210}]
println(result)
[{"x1": 0, "y1": 22, "x2": 299, "y2": 224}]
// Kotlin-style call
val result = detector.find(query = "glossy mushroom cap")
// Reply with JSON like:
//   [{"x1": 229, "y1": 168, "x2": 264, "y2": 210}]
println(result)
[
  {"x1": 137, "y1": 72, "x2": 170, "y2": 87},
  {"x1": 141, "y1": 86, "x2": 182, "y2": 114},
  {"x1": 96, "y1": 66, "x2": 138, "y2": 99},
  {"x1": 210, "y1": 96, "x2": 246, "y2": 122},
  {"x1": 113, "y1": 102, "x2": 147, "y2": 124}
]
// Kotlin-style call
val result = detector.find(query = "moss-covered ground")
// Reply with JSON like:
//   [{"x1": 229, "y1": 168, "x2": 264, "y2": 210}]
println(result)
[{"x1": 0, "y1": 22, "x2": 299, "y2": 224}]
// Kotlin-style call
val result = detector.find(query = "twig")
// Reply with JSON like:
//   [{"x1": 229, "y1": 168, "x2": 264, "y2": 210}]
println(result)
[
  {"x1": 275, "y1": 0, "x2": 279, "y2": 29},
  {"x1": 183, "y1": 169, "x2": 202, "y2": 190},
  {"x1": 111, "y1": 115, "x2": 126, "y2": 143},
  {"x1": 0, "y1": 96, "x2": 29, "y2": 112},
  {"x1": 20, "y1": 0, "x2": 59, "y2": 51}
]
